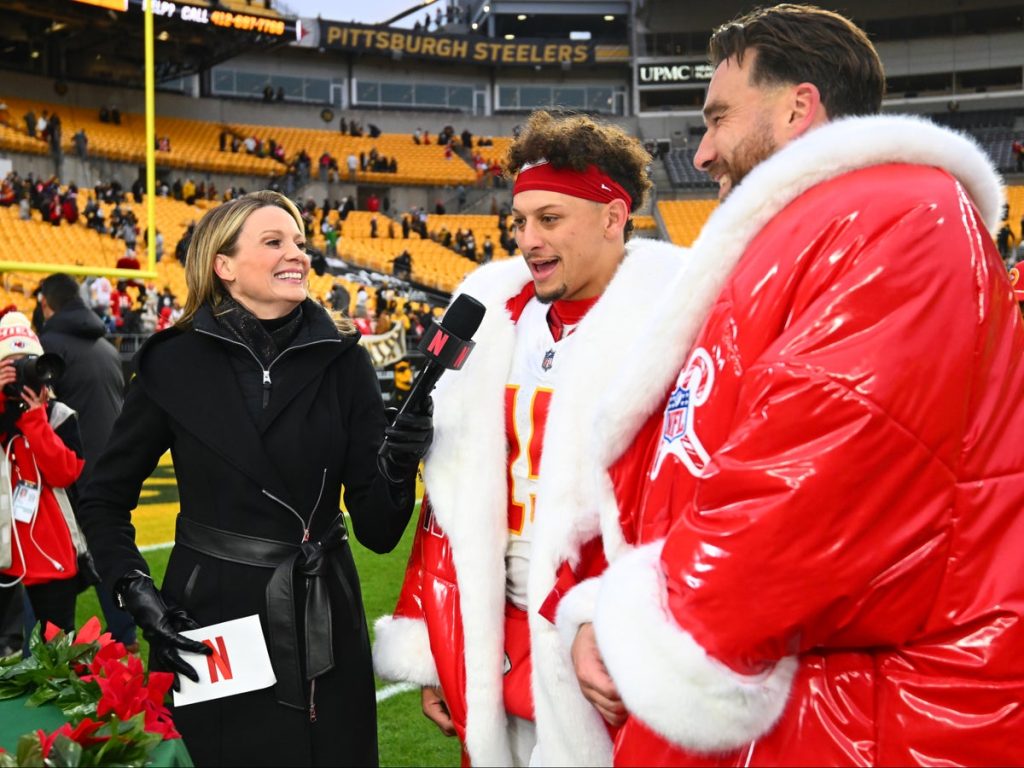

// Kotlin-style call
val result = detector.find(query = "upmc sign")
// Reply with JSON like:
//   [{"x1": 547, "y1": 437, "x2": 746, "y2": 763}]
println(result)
[{"x1": 638, "y1": 62, "x2": 714, "y2": 84}]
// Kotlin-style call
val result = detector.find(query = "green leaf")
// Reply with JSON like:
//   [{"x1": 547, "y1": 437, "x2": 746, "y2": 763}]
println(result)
[
  {"x1": 48, "y1": 735, "x2": 83, "y2": 768},
  {"x1": 15, "y1": 732, "x2": 44, "y2": 767},
  {"x1": 26, "y1": 684, "x2": 60, "y2": 708}
]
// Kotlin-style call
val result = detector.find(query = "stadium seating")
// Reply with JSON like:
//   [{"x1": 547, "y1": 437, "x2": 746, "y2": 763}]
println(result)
[
  {"x1": 657, "y1": 199, "x2": 718, "y2": 246},
  {"x1": 0, "y1": 95, "x2": 491, "y2": 187}
]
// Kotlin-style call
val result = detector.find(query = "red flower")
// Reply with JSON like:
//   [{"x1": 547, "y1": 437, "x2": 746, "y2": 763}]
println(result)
[
  {"x1": 65, "y1": 717, "x2": 108, "y2": 747},
  {"x1": 43, "y1": 622, "x2": 62, "y2": 642},
  {"x1": 36, "y1": 726, "x2": 65, "y2": 759}
]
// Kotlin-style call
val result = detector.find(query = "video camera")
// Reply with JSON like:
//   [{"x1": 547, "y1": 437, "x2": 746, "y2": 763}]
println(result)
[{"x1": 3, "y1": 354, "x2": 64, "y2": 399}]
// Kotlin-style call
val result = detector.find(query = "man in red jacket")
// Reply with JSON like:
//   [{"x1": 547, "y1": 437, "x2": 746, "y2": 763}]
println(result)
[
  {"x1": 372, "y1": 111, "x2": 682, "y2": 766},
  {"x1": 542, "y1": 5, "x2": 1024, "y2": 766}
]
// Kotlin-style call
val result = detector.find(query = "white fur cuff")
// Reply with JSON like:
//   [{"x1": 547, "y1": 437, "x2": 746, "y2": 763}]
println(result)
[
  {"x1": 554, "y1": 577, "x2": 601, "y2": 653},
  {"x1": 372, "y1": 615, "x2": 440, "y2": 687},
  {"x1": 594, "y1": 541, "x2": 797, "y2": 754}
]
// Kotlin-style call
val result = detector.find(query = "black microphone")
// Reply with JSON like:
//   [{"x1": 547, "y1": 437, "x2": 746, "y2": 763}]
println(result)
[
  {"x1": 376, "y1": 294, "x2": 485, "y2": 480},
  {"x1": 399, "y1": 293, "x2": 486, "y2": 418}
]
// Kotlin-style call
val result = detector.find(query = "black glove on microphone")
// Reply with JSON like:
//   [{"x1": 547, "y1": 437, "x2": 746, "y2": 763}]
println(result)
[
  {"x1": 378, "y1": 398, "x2": 434, "y2": 484},
  {"x1": 114, "y1": 570, "x2": 211, "y2": 691}
]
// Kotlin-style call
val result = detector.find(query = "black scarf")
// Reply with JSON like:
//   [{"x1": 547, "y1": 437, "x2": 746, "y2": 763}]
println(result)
[{"x1": 212, "y1": 297, "x2": 304, "y2": 367}]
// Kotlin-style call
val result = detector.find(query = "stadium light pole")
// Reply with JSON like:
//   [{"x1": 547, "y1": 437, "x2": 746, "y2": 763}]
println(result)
[{"x1": 144, "y1": 0, "x2": 157, "y2": 274}]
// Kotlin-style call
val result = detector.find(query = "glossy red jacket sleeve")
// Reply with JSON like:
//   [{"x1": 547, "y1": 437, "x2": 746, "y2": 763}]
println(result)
[{"x1": 371, "y1": 494, "x2": 440, "y2": 687}]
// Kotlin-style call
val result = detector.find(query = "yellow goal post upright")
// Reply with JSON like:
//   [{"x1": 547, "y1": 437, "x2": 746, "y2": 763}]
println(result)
[{"x1": 0, "y1": 0, "x2": 158, "y2": 284}]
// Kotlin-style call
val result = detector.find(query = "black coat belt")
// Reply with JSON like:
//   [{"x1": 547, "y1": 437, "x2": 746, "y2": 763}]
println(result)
[{"x1": 174, "y1": 514, "x2": 357, "y2": 711}]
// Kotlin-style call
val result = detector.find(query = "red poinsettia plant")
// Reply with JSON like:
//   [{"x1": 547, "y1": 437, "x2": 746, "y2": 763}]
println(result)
[{"x1": 0, "y1": 617, "x2": 179, "y2": 767}]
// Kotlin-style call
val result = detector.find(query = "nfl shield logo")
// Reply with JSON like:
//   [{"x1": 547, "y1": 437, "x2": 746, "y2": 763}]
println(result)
[
  {"x1": 542, "y1": 349, "x2": 555, "y2": 371},
  {"x1": 662, "y1": 386, "x2": 690, "y2": 442}
]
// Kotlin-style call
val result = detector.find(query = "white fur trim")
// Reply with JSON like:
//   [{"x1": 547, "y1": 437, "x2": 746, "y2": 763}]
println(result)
[
  {"x1": 372, "y1": 615, "x2": 439, "y2": 687},
  {"x1": 423, "y1": 259, "x2": 529, "y2": 765},
  {"x1": 595, "y1": 541, "x2": 797, "y2": 754},
  {"x1": 527, "y1": 239, "x2": 686, "y2": 766},
  {"x1": 553, "y1": 577, "x2": 600, "y2": 654}
]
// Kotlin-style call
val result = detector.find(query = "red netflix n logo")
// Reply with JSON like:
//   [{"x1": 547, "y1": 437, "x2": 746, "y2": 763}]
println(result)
[
  {"x1": 202, "y1": 636, "x2": 234, "y2": 683},
  {"x1": 426, "y1": 330, "x2": 449, "y2": 356}
]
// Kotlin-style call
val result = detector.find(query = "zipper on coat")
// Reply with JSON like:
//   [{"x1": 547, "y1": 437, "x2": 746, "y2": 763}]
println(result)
[
  {"x1": 309, "y1": 678, "x2": 317, "y2": 723},
  {"x1": 261, "y1": 468, "x2": 328, "y2": 543},
  {"x1": 194, "y1": 327, "x2": 340, "y2": 411}
]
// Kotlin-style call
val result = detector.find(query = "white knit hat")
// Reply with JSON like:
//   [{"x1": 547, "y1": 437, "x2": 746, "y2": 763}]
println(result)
[{"x1": 0, "y1": 312, "x2": 43, "y2": 359}]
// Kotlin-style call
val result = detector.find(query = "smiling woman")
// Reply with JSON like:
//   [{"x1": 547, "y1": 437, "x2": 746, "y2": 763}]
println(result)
[{"x1": 77, "y1": 191, "x2": 435, "y2": 766}]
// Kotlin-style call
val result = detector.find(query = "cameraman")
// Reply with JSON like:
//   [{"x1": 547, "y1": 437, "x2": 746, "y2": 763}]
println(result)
[{"x1": 0, "y1": 311, "x2": 84, "y2": 632}]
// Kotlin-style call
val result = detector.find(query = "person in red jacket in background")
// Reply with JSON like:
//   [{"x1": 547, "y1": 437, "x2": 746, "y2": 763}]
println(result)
[
  {"x1": 545, "y1": 5, "x2": 1024, "y2": 766},
  {"x1": 0, "y1": 310, "x2": 84, "y2": 633}
]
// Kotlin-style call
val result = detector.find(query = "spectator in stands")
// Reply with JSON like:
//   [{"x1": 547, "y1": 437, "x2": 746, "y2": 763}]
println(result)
[
  {"x1": 339, "y1": 115, "x2": 347, "y2": 134},
  {"x1": 98, "y1": 106, "x2": 109, "y2": 124},
  {"x1": 413, "y1": 127, "x2": 423, "y2": 144},
  {"x1": 0, "y1": 310, "x2": 85, "y2": 635},
  {"x1": 457, "y1": 184, "x2": 467, "y2": 211},
  {"x1": 997, "y1": 221, "x2": 1016, "y2": 266},
  {"x1": 1014, "y1": 138, "x2": 1024, "y2": 173},
  {"x1": 230, "y1": 135, "x2": 240, "y2": 153},
  {"x1": 172, "y1": 179, "x2": 183, "y2": 201},
  {"x1": 262, "y1": 84, "x2": 274, "y2": 102},
  {"x1": 37, "y1": 274, "x2": 137, "y2": 649},
  {"x1": 461, "y1": 127, "x2": 473, "y2": 149},
  {"x1": 327, "y1": 282, "x2": 349, "y2": 314},
  {"x1": 24, "y1": 109, "x2": 36, "y2": 138},
  {"x1": 367, "y1": 192, "x2": 380, "y2": 213},
  {"x1": 275, "y1": 86, "x2": 285, "y2": 102},
  {"x1": 73, "y1": 129, "x2": 88, "y2": 161},
  {"x1": 182, "y1": 178, "x2": 196, "y2": 205},
  {"x1": 36, "y1": 111, "x2": 49, "y2": 141},
  {"x1": 218, "y1": 130, "x2": 227, "y2": 152},
  {"x1": 48, "y1": 113, "x2": 63, "y2": 156},
  {"x1": 61, "y1": 188, "x2": 78, "y2": 225},
  {"x1": 370, "y1": 215, "x2": 379, "y2": 239},
  {"x1": 393, "y1": 250, "x2": 412, "y2": 281},
  {"x1": 110, "y1": 107, "x2": 120, "y2": 125},
  {"x1": 175, "y1": 221, "x2": 196, "y2": 265},
  {"x1": 368, "y1": 123, "x2": 382, "y2": 139},
  {"x1": 323, "y1": 220, "x2": 339, "y2": 258},
  {"x1": 79, "y1": 190, "x2": 428, "y2": 767},
  {"x1": 481, "y1": 234, "x2": 494, "y2": 263}
]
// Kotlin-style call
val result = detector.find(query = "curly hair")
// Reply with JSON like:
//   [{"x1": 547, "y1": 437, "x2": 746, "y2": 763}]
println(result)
[{"x1": 505, "y1": 111, "x2": 652, "y2": 239}]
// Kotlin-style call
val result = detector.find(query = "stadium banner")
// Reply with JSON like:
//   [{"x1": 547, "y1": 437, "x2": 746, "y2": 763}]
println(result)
[
  {"x1": 127, "y1": 0, "x2": 301, "y2": 39},
  {"x1": 637, "y1": 61, "x2": 714, "y2": 84},
  {"x1": 360, "y1": 323, "x2": 408, "y2": 369},
  {"x1": 319, "y1": 21, "x2": 594, "y2": 66}
]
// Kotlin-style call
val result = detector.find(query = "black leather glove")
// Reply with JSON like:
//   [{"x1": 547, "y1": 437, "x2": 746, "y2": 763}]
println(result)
[
  {"x1": 114, "y1": 570, "x2": 211, "y2": 690},
  {"x1": 377, "y1": 399, "x2": 434, "y2": 483}
]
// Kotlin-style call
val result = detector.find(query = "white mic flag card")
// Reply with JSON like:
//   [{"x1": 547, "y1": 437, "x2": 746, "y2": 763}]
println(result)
[{"x1": 172, "y1": 614, "x2": 277, "y2": 707}]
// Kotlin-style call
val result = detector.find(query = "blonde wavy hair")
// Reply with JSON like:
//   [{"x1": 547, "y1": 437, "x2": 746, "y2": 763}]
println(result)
[{"x1": 175, "y1": 190, "x2": 354, "y2": 335}]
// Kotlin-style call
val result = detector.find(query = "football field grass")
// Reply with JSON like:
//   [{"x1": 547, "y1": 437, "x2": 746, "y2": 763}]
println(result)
[{"x1": 73, "y1": 453, "x2": 461, "y2": 767}]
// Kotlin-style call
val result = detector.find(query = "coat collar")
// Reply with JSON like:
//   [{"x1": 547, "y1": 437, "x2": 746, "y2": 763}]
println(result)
[{"x1": 138, "y1": 300, "x2": 352, "y2": 505}]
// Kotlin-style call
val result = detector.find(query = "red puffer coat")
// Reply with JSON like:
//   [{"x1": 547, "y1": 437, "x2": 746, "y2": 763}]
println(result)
[{"x1": 543, "y1": 115, "x2": 1024, "y2": 766}]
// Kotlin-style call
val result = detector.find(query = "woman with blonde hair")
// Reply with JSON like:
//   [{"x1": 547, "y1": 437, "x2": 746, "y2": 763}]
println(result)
[{"x1": 79, "y1": 190, "x2": 432, "y2": 766}]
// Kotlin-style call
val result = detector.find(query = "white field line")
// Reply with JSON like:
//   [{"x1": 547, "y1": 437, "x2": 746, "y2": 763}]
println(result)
[{"x1": 376, "y1": 681, "x2": 417, "y2": 702}]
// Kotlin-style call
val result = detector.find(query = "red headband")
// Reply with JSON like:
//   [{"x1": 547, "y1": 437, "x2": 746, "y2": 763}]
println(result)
[{"x1": 513, "y1": 159, "x2": 632, "y2": 209}]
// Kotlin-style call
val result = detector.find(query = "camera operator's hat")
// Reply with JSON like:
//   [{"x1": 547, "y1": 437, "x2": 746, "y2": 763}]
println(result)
[{"x1": 0, "y1": 311, "x2": 43, "y2": 359}]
